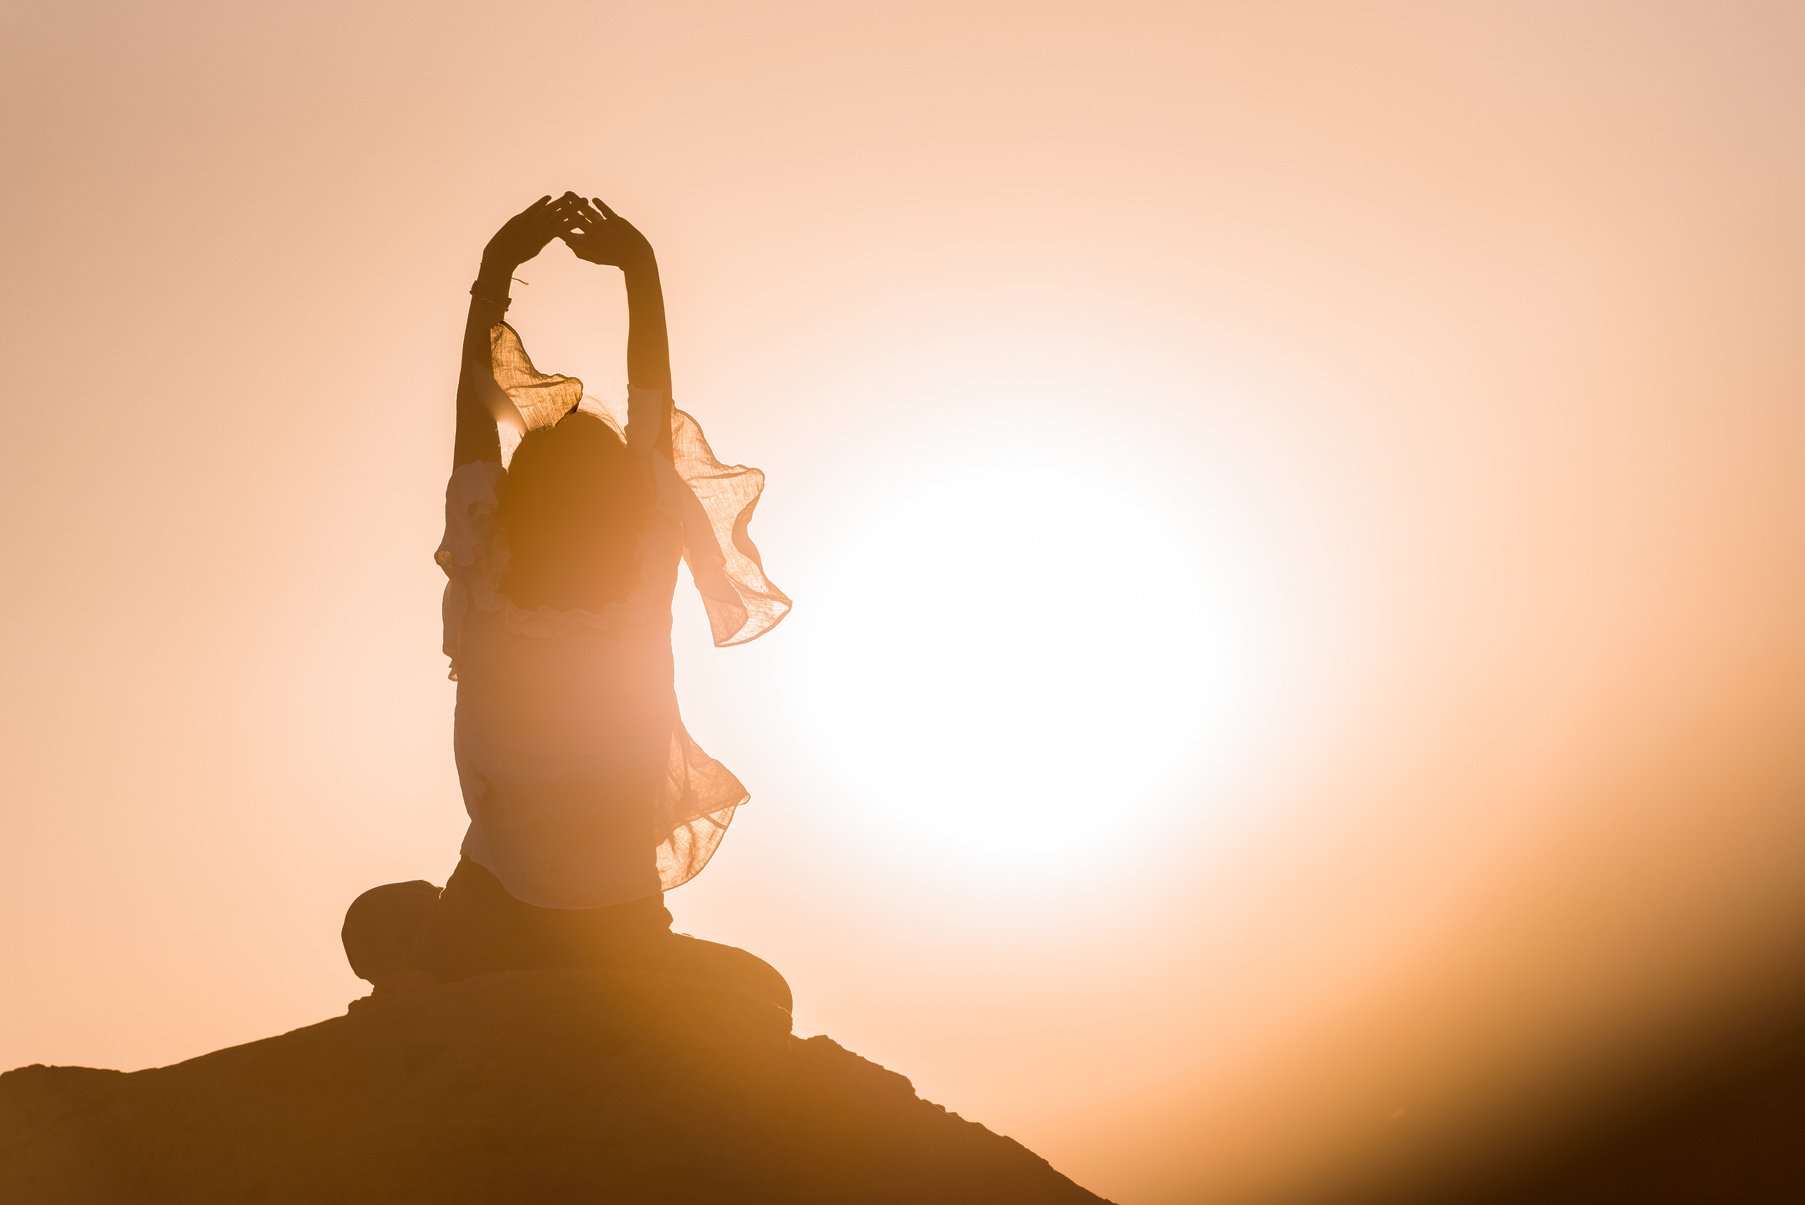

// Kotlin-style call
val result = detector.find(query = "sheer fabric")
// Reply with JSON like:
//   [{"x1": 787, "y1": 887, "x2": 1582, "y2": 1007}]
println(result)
[
  {"x1": 486, "y1": 322, "x2": 790, "y2": 646},
  {"x1": 434, "y1": 323, "x2": 790, "y2": 909}
]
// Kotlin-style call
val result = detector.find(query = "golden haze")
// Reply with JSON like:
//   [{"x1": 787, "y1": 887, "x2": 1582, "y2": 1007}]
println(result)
[{"x1": 3, "y1": 4, "x2": 1803, "y2": 1202}]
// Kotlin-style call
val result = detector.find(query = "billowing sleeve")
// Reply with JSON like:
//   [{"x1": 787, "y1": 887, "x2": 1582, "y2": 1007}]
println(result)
[
  {"x1": 434, "y1": 460, "x2": 507, "y2": 679},
  {"x1": 669, "y1": 407, "x2": 791, "y2": 645},
  {"x1": 490, "y1": 322, "x2": 583, "y2": 432},
  {"x1": 627, "y1": 384, "x2": 791, "y2": 647},
  {"x1": 486, "y1": 312, "x2": 790, "y2": 649}
]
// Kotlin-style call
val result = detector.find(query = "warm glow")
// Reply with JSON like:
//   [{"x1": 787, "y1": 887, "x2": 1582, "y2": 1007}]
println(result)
[
  {"x1": 8, "y1": 5, "x2": 1805, "y2": 1204},
  {"x1": 790, "y1": 422, "x2": 1278, "y2": 876}
]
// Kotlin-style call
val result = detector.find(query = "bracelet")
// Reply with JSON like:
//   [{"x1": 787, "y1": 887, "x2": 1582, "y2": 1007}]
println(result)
[{"x1": 469, "y1": 280, "x2": 512, "y2": 311}]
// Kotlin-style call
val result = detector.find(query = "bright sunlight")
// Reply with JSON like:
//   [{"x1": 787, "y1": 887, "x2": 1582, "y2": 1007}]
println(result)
[{"x1": 788, "y1": 424, "x2": 1285, "y2": 878}]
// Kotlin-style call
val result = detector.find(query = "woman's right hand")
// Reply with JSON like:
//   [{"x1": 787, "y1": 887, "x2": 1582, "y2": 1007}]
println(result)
[{"x1": 481, "y1": 194, "x2": 580, "y2": 273}]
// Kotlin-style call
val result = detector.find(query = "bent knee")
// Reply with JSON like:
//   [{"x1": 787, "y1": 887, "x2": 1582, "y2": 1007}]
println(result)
[
  {"x1": 665, "y1": 936, "x2": 793, "y2": 1015},
  {"x1": 342, "y1": 880, "x2": 441, "y2": 983}
]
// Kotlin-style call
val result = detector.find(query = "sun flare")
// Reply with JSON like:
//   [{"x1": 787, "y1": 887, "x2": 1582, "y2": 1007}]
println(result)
[{"x1": 788, "y1": 435, "x2": 1282, "y2": 878}]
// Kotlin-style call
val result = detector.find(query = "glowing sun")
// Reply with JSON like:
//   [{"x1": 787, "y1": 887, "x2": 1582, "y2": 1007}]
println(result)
[{"x1": 786, "y1": 431, "x2": 1277, "y2": 878}]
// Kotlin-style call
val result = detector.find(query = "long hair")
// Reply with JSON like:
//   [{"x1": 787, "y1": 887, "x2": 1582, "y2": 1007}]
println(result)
[{"x1": 495, "y1": 411, "x2": 651, "y2": 611}]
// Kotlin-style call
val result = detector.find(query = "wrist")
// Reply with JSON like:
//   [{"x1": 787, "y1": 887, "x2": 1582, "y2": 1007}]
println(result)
[
  {"x1": 475, "y1": 259, "x2": 517, "y2": 291},
  {"x1": 470, "y1": 268, "x2": 514, "y2": 313},
  {"x1": 621, "y1": 253, "x2": 659, "y2": 284}
]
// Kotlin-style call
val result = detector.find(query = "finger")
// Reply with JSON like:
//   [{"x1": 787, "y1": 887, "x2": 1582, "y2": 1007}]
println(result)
[
  {"x1": 550, "y1": 205, "x2": 595, "y2": 241},
  {"x1": 537, "y1": 199, "x2": 583, "y2": 232},
  {"x1": 570, "y1": 197, "x2": 610, "y2": 232},
  {"x1": 560, "y1": 196, "x2": 600, "y2": 230},
  {"x1": 556, "y1": 196, "x2": 605, "y2": 229},
  {"x1": 590, "y1": 197, "x2": 621, "y2": 222}
]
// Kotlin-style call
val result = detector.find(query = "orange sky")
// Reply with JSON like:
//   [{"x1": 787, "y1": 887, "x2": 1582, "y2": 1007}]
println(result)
[{"x1": 4, "y1": 4, "x2": 1804, "y2": 1202}]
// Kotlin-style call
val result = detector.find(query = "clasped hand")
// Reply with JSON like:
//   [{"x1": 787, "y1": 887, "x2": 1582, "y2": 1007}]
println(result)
[{"x1": 482, "y1": 192, "x2": 655, "y2": 274}]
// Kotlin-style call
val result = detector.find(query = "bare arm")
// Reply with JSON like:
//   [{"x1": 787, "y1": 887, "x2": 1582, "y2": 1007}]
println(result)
[
  {"x1": 452, "y1": 264, "x2": 511, "y2": 467},
  {"x1": 564, "y1": 197, "x2": 673, "y2": 458},
  {"x1": 623, "y1": 260, "x2": 671, "y2": 395},
  {"x1": 452, "y1": 195, "x2": 580, "y2": 468}
]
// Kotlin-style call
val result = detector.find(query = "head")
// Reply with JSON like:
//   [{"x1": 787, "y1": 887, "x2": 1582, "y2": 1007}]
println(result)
[{"x1": 496, "y1": 410, "x2": 650, "y2": 611}]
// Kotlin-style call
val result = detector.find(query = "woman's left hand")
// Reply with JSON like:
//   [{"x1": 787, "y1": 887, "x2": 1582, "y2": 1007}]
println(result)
[{"x1": 562, "y1": 197, "x2": 656, "y2": 272}]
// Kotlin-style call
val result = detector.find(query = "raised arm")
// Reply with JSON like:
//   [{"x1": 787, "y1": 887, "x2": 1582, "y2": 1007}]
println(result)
[
  {"x1": 453, "y1": 195, "x2": 580, "y2": 467},
  {"x1": 562, "y1": 197, "x2": 673, "y2": 458}
]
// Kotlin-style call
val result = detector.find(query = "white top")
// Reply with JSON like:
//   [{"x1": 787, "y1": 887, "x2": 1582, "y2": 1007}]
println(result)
[{"x1": 435, "y1": 323, "x2": 790, "y2": 909}]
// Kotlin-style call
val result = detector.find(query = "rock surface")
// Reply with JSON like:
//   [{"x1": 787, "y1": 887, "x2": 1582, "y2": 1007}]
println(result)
[{"x1": 0, "y1": 970, "x2": 1108, "y2": 1204}]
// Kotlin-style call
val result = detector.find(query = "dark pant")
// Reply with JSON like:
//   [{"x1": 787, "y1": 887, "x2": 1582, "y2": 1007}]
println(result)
[{"x1": 343, "y1": 860, "x2": 792, "y2": 1016}]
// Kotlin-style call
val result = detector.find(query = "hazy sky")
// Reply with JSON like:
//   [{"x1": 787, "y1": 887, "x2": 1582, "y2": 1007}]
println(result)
[{"x1": 4, "y1": 3, "x2": 1803, "y2": 1202}]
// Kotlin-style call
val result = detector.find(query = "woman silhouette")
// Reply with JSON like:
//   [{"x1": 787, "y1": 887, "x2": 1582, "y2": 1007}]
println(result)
[{"x1": 343, "y1": 194, "x2": 791, "y2": 1011}]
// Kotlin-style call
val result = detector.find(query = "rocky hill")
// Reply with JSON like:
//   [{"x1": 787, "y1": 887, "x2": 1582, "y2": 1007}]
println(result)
[{"x1": 1, "y1": 969, "x2": 1108, "y2": 1204}]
